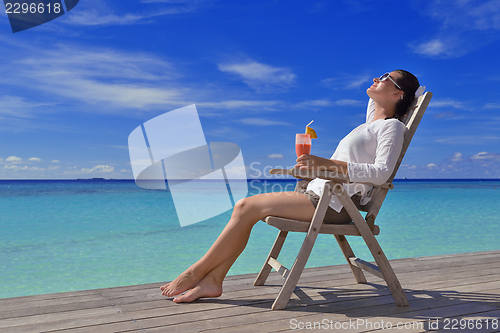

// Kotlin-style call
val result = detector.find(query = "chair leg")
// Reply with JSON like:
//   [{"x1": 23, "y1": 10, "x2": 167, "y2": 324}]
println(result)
[
  {"x1": 333, "y1": 184, "x2": 409, "y2": 307},
  {"x1": 272, "y1": 223, "x2": 322, "y2": 309},
  {"x1": 334, "y1": 234, "x2": 367, "y2": 284},
  {"x1": 271, "y1": 181, "x2": 333, "y2": 310},
  {"x1": 362, "y1": 234, "x2": 409, "y2": 306},
  {"x1": 271, "y1": 238, "x2": 314, "y2": 309},
  {"x1": 254, "y1": 230, "x2": 288, "y2": 286}
]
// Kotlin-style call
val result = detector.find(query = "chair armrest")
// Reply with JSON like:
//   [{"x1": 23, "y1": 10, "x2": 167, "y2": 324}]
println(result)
[
  {"x1": 269, "y1": 168, "x2": 350, "y2": 183},
  {"x1": 269, "y1": 168, "x2": 394, "y2": 190}
]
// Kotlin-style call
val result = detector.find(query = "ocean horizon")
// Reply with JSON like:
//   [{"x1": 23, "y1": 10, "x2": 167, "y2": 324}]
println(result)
[{"x1": 1, "y1": 178, "x2": 499, "y2": 299}]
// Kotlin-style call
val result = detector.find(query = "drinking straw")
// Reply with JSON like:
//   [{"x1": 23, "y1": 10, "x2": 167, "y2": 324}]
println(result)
[{"x1": 305, "y1": 120, "x2": 314, "y2": 133}]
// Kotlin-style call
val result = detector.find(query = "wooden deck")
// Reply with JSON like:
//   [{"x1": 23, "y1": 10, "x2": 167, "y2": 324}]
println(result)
[{"x1": 1, "y1": 250, "x2": 500, "y2": 333}]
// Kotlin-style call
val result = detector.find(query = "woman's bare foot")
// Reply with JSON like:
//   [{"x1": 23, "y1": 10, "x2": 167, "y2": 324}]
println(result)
[
  {"x1": 159, "y1": 282, "x2": 170, "y2": 292},
  {"x1": 173, "y1": 275, "x2": 223, "y2": 303},
  {"x1": 160, "y1": 270, "x2": 201, "y2": 297}
]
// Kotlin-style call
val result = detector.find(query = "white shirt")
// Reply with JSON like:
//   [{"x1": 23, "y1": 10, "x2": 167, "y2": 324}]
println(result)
[{"x1": 306, "y1": 99, "x2": 407, "y2": 212}]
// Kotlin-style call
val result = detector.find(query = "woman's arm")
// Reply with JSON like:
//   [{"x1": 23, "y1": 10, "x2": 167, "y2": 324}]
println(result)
[
  {"x1": 295, "y1": 154, "x2": 348, "y2": 175},
  {"x1": 347, "y1": 121, "x2": 406, "y2": 185}
]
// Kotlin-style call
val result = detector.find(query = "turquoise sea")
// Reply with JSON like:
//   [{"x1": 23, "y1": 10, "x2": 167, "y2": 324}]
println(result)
[{"x1": 1, "y1": 179, "x2": 500, "y2": 299}]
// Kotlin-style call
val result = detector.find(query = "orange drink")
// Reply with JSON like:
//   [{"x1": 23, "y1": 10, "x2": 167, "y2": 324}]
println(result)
[{"x1": 295, "y1": 133, "x2": 311, "y2": 157}]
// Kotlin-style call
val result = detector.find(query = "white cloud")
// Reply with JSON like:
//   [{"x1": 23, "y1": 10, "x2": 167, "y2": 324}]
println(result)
[
  {"x1": 436, "y1": 135, "x2": 500, "y2": 144},
  {"x1": 199, "y1": 100, "x2": 282, "y2": 110},
  {"x1": 430, "y1": 98, "x2": 466, "y2": 108},
  {"x1": 470, "y1": 152, "x2": 500, "y2": 161},
  {"x1": 218, "y1": 60, "x2": 296, "y2": 92},
  {"x1": 399, "y1": 150, "x2": 500, "y2": 178},
  {"x1": 0, "y1": 95, "x2": 63, "y2": 132},
  {"x1": 449, "y1": 152, "x2": 463, "y2": 162},
  {"x1": 78, "y1": 165, "x2": 115, "y2": 174},
  {"x1": 18, "y1": 48, "x2": 178, "y2": 82},
  {"x1": 484, "y1": 103, "x2": 500, "y2": 109},
  {"x1": 0, "y1": 43, "x2": 291, "y2": 119},
  {"x1": 470, "y1": 1, "x2": 500, "y2": 30},
  {"x1": 296, "y1": 99, "x2": 331, "y2": 108},
  {"x1": 401, "y1": 164, "x2": 417, "y2": 170},
  {"x1": 239, "y1": 118, "x2": 290, "y2": 126},
  {"x1": 4, "y1": 44, "x2": 185, "y2": 111},
  {"x1": 267, "y1": 154, "x2": 285, "y2": 159},
  {"x1": 67, "y1": 11, "x2": 161, "y2": 26},
  {"x1": 0, "y1": 96, "x2": 52, "y2": 119},
  {"x1": 425, "y1": 0, "x2": 500, "y2": 31},
  {"x1": 4, "y1": 165, "x2": 45, "y2": 171},
  {"x1": 65, "y1": 0, "x2": 196, "y2": 26},
  {"x1": 0, "y1": 40, "x2": 297, "y2": 129},
  {"x1": 51, "y1": 79, "x2": 181, "y2": 109},
  {"x1": 321, "y1": 74, "x2": 371, "y2": 90},
  {"x1": 51, "y1": 160, "x2": 60, "y2": 163},
  {"x1": 433, "y1": 111, "x2": 462, "y2": 120},
  {"x1": 295, "y1": 99, "x2": 364, "y2": 109},
  {"x1": 413, "y1": 0, "x2": 500, "y2": 57},
  {"x1": 6, "y1": 156, "x2": 22, "y2": 163},
  {"x1": 413, "y1": 39, "x2": 450, "y2": 57},
  {"x1": 335, "y1": 99, "x2": 364, "y2": 106},
  {"x1": 28, "y1": 157, "x2": 42, "y2": 162}
]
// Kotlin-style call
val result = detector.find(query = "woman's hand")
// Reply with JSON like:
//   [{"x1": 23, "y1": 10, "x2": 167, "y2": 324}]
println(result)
[
  {"x1": 295, "y1": 154, "x2": 349, "y2": 175},
  {"x1": 295, "y1": 154, "x2": 323, "y2": 170}
]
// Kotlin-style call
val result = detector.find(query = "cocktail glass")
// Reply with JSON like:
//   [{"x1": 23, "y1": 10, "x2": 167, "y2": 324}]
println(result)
[{"x1": 295, "y1": 133, "x2": 311, "y2": 157}]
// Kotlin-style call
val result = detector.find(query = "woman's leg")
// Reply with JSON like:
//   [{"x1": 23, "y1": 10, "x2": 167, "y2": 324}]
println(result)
[{"x1": 160, "y1": 191, "x2": 316, "y2": 300}]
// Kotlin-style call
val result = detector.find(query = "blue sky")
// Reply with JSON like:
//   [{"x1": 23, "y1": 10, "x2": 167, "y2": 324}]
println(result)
[{"x1": 1, "y1": 0, "x2": 500, "y2": 179}]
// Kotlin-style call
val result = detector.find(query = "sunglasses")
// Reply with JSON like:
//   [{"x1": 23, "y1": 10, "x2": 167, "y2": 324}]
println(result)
[{"x1": 379, "y1": 72, "x2": 402, "y2": 90}]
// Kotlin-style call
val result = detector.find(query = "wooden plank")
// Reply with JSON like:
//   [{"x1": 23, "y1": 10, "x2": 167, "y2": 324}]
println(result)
[
  {"x1": 7, "y1": 270, "x2": 500, "y2": 332},
  {"x1": 5, "y1": 249, "x2": 494, "y2": 311},
  {"x1": 349, "y1": 257, "x2": 383, "y2": 279},
  {"x1": 1, "y1": 250, "x2": 500, "y2": 333},
  {"x1": 267, "y1": 257, "x2": 289, "y2": 279},
  {"x1": 194, "y1": 294, "x2": 474, "y2": 332},
  {"x1": 6, "y1": 274, "x2": 378, "y2": 330},
  {"x1": 335, "y1": 235, "x2": 367, "y2": 284},
  {"x1": 197, "y1": 285, "x2": 500, "y2": 333},
  {"x1": 322, "y1": 283, "x2": 500, "y2": 333},
  {"x1": 254, "y1": 230, "x2": 288, "y2": 286},
  {"x1": 182, "y1": 255, "x2": 499, "y2": 296},
  {"x1": 431, "y1": 309, "x2": 500, "y2": 333},
  {"x1": 0, "y1": 306, "x2": 124, "y2": 330},
  {"x1": 127, "y1": 293, "x2": 411, "y2": 333},
  {"x1": 0, "y1": 253, "x2": 496, "y2": 320},
  {"x1": 265, "y1": 216, "x2": 380, "y2": 235},
  {"x1": 193, "y1": 264, "x2": 500, "y2": 332},
  {"x1": 2, "y1": 253, "x2": 498, "y2": 320},
  {"x1": 332, "y1": 303, "x2": 500, "y2": 333}
]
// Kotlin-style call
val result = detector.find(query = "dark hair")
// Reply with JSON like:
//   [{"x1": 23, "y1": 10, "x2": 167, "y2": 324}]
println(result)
[{"x1": 392, "y1": 69, "x2": 420, "y2": 120}]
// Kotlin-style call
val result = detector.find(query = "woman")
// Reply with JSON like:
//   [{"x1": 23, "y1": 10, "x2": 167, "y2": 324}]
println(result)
[{"x1": 161, "y1": 70, "x2": 421, "y2": 303}]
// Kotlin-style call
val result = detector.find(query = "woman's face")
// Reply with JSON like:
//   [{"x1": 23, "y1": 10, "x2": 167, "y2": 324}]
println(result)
[{"x1": 366, "y1": 71, "x2": 402, "y2": 103}]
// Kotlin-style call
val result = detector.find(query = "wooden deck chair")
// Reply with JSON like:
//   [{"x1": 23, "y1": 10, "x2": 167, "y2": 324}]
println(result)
[{"x1": 254, "y1": 92, "x2": 433, "y2": 310}]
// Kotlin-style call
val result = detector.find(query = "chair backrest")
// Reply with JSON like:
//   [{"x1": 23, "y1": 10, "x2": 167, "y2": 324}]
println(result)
[
  {"x1": 361, "y1": 92, "x2": 432, "y2": 214},
  {"x1": 388, "y1": 91, "x2": 433, "y2": 183}
]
